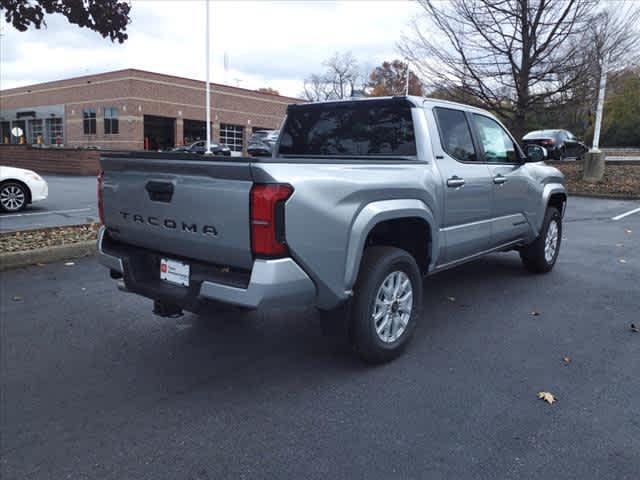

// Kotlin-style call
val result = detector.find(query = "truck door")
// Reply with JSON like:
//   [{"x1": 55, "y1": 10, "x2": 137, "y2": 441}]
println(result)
[
  {"x1": 430, "y1": 107, "x2": 493, "y2": 264},
  {"x1": 469, "y1": 113, "x2": 533, "y2": 247}
]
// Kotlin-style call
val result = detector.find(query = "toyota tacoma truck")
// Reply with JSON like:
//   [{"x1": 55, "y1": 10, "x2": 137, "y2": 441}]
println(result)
[{"x1": 97, "y1": 97, "x2": 566, "y2": 363}]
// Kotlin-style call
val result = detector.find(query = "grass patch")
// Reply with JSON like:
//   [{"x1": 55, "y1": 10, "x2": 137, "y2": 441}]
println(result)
[
  {"x1": 552, "y1": 162, "x2": 640, "y2": 198},
  {"x1": 0, "y1": 223, "x2": 100, "y2": 254}
]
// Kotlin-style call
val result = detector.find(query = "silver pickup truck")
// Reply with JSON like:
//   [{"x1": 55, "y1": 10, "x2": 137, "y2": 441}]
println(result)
[{"x1": 98, "y1": 97, "x2": 566, "y2": 363}]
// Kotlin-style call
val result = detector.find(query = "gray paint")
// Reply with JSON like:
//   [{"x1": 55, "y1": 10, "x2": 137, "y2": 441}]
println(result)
[
  {"x1": 200, "y1": 257, "x2": 316, "y2": 309},
  {"x1": 98, "y1": 96, "x2": 567, "y2": 311}
]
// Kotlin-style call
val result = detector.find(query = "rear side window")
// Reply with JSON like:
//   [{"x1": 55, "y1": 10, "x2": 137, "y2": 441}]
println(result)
[
  {"x1": 433, "y1": 108, "x2": 477, "y2": 162},
  {"x1": 278, "y1": 100, "x2": 416, "y2": 157}
]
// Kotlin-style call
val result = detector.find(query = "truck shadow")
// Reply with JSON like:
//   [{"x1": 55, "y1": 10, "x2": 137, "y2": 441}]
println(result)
[{"x1": 128, "y1": 252, "x2": 539, "y2": 395}]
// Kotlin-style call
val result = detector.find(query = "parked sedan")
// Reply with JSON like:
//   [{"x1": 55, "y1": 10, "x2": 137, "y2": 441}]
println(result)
[
  {"x1": 522, "y1": 129, "x2": 588, "y2": 161},
  {"x1": 0, "y1": 166, "x2": 48, "y2": 212},
  {"x1": 172, "y1": 141, "x2": 231, "y2": 156}
]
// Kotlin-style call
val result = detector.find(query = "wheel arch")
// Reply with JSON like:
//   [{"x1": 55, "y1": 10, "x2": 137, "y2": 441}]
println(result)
[
  {"x1": 344, "y1": 199, "x2": 437, "y2": 292},
  {"x1": 548, "y1": 191, "x2": 567, "y2": 216}
]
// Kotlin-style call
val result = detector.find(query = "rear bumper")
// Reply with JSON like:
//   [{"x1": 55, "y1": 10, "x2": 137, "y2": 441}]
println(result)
[{"x1": 97, "y1": 227, "x2": 316, "y2": 310}]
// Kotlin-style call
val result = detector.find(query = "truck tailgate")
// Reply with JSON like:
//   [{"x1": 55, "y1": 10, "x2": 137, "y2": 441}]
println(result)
[{"x1": 100, "y1": 154, "x2": 254, "y2": 270}]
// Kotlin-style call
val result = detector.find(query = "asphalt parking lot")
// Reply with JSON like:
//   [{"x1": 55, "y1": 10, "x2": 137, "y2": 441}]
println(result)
[
  {"x1": 1, "y1": 196, "x2": 638, "y2": 480},
  {"x1": 0, "y1": 175, "x2": 97, "y2": 233}
]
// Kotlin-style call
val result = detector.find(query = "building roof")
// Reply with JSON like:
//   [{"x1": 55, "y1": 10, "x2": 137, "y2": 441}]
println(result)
[{"x1": 0, "y1": 68, "x2": 305, "y2": 103}]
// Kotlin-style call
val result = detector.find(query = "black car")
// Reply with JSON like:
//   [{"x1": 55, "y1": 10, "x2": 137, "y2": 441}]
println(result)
[
  {"x1": 172, "y1": 141, "x2": 231, "y2": 156},
  {"x1": 522, "y1": 129, "x2": 588, "y2": 161}
]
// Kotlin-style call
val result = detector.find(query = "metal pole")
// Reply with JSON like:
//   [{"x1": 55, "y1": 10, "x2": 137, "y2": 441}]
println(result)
[
  {"x1": 405, "y1": 61, "x2": 410, "y2": 96},
  {"x1": 205, "y1": 0, "x2": 212, "y2": 155},
  {"x1": 592, "y1": 56, "x2": 608, "y2": 151}
]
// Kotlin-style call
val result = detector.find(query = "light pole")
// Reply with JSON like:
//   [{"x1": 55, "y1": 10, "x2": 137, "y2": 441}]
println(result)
[
  {"x1": 583, "y1": 55, "x2": 609, "y2": 182},
  {"x1": 405, "y1": 61, "x2": 410, "y2": 96},
  {"x1": 205, "y1": 0, "x2": 212, "y2": 155},
  {"x1": 591, "y1": 56, "x2": 609, "y2": 151}
]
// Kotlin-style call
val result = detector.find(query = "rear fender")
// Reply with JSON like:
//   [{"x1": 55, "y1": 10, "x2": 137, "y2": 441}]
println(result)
[{"x1": 344, "y1": 199, "x2": 437, "y2": 291}]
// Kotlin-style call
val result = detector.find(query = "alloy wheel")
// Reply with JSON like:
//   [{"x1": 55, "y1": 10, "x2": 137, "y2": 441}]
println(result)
[
  {"x1": 544, "y1": 219, "x2": 559, "y2": 263},
  {"x1": 372, "y1": 270, "x2": 413, "y2": 343},
  {"x1": 0, "y1": 185, "x2": 26, "y2": 212}
]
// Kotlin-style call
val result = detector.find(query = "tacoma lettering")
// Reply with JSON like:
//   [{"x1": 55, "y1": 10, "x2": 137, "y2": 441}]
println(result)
[{"x1": 118, "y1": 211, "x2": 217, "y2": 236}]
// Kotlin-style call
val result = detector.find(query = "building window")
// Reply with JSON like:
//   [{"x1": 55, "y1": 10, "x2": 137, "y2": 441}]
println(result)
[
  {"x1": 46, "y1": 118, "x2": 64, "y2": 145},
  {"x1": 83, "y1": 108, "x2": 96, "y2": 135},
  {"x1": 1, "y1": 121, "x2": 11, "y2": 144},
  {"x1": 28, "y1": 119, "x2": 43, "y2": 144},
  {"x1": 220, "y1": 123, "x2": 244, "y2": 152},
  {"x1": 104, "y1": 107, "x2": 119, "y2": 135}
]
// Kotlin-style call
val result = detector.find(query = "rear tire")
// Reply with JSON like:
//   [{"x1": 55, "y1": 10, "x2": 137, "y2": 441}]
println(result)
[
  {"x1": 0, "y1": 181, "x2": 28, "y2": 212},
  {"x1": 520, "y1": 207, "x2": 562, "y2": 273},
  {"x1": 350, "y1": 246, "x2": 423, "y2": 363}
]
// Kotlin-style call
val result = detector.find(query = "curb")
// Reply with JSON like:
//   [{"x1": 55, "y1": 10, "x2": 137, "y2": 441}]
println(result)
[
  {"x1": 0, "y1": 240, "x2": 97, "y2": 271},
  {"x1": 568, "y1": 193, "x2": 640, "y2": 201}
]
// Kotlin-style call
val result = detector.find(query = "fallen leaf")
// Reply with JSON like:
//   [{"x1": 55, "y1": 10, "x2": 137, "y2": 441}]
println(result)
[
  {"x1": 531, "y1": 311, "x2": 541, "y2": 316},
  {"x1": 538, "y1": 391, "x2": 556, "y2": 404},
  {"x1": 447, "y1": 296, "x2": 456, "y2": 302},
  {"x1": 618, "y1": 259, "x2": 627, "y2": 264},
  {"x1": 563, "y1": 356, "x2": 572, "y2": 364},
  {"x1": 631, "y1": 323, "x2": 639, "y2": 333},
  {"x1": 64, "y1": 261, "x2": 75, "y2": 266}
]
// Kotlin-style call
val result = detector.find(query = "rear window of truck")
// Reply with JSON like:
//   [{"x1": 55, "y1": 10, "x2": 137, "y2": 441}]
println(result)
[{"x1": 278, "y1": 99, "x2": 417, "y2": 158}]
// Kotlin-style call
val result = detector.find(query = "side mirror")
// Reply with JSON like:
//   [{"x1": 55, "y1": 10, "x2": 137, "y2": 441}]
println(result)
[{"x1": 525, "y1": 144, "x2": 547, "y2": 162}]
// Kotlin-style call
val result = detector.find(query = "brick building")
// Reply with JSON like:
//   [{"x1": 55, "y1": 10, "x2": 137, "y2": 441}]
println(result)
[{"x1": 0, "y1": 69, "x2": 302, "y2": 153}]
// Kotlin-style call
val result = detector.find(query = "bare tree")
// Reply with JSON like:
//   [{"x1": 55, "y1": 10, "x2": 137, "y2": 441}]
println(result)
[
  {"x1": 400, "y1": 0, "x2": 600, "y2": 139},
  {"x1": 584, "y1": 3, "x2": 640, "y2": 148},
  {"x1": 588, "y1": 3, "x2": 640, "y2": 73},
  {"x1": 303, "y1": 74, "x2": 333, "y2": 102},
  {"x1": 303, "y1": 52, "x2": 364, "y2": 101}
]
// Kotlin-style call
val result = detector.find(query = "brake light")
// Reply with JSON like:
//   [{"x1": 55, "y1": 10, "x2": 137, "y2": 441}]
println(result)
[
  {"x1": 97, "y1": 170, "x2": 104, "y2": 224},
  {"x1": 250, "y1": 184, "x2": 293, "y2": 257}
]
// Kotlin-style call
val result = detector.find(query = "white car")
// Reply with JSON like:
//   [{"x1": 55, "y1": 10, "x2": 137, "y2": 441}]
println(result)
[{"x1": 0, "y1": 166, "x2": 48, "y2": 213}]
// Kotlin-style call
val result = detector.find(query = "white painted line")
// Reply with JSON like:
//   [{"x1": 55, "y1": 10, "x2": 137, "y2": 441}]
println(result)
[
  {"x1": 612, "y1": 207, "x2": 640, "y2": 221},
  {"x1": 0, "y1": 208, "x2": 93, "y2": 218}
]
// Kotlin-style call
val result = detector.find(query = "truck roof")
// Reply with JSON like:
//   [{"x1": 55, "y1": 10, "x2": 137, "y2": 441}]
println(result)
[{"x1": 291, "y1": 95, "x2": 494, "y2": 117}]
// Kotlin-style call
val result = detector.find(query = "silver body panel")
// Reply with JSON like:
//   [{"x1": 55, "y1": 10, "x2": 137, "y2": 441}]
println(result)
[{"x1": 98, "y1": 96, "x2": 566, "y2": 311}]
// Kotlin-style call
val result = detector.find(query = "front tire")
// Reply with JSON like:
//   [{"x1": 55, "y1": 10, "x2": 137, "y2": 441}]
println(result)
[
  {"x1": 0, "y1": 181, "x2": 28, "y2": 212},
  {"x1": 520, "y1": 207, "x2": 562, "y2": 273},
  {"x1": 351, "y1": 246, "x2": 423, "y2": 363}
]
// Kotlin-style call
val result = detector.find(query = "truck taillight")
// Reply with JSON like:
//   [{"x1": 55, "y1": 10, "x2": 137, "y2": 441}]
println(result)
[
  {"x1": 250, "y1": 184, "x2": 293, "y2": 257},
  {"x1": 97, "y1": 170, "x2": 104, "y2": 224}
]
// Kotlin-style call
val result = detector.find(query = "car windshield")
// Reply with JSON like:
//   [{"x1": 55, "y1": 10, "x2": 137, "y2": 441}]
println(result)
[{"x1": 278, "y1": 99, "x2": 416, "y2": 157}]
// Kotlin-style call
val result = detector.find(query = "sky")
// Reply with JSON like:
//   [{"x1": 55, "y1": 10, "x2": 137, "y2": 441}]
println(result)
[{"x1": 0, "y1": 0, "x2": 422, "y2": 97}]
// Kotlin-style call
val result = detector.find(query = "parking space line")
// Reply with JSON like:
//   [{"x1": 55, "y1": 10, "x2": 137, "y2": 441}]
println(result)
[
  {"x1": 1, "y1": 208, "x2": 93, "y2": 218},
  {"x1": 612, "y1": 207, "x2": 640, "y2": 221}
]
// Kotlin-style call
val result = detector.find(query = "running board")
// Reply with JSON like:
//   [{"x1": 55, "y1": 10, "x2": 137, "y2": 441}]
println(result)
[{"x1": 428, "y1": 240, "x2": 523, "y2": 276}]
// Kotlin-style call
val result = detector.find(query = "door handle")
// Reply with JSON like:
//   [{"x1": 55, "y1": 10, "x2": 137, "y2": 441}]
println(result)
[
  {"x1": 493, "y1": 175, "x2": 507, "y2": 185},
  {"x1": 447, "y1": 176, "x2": 465, "y2": 188}
]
